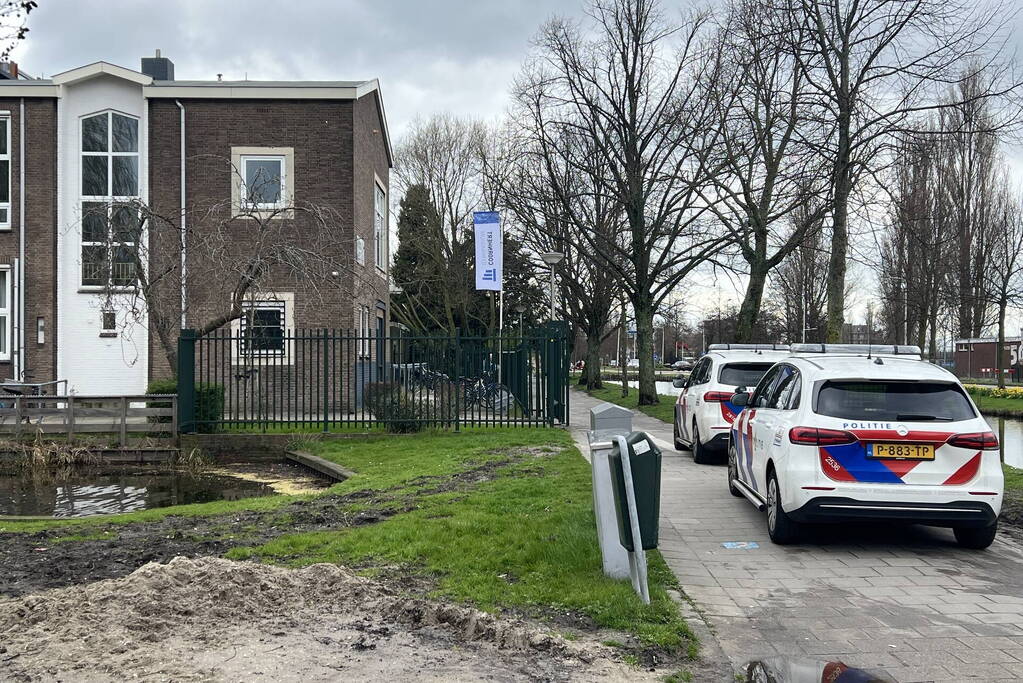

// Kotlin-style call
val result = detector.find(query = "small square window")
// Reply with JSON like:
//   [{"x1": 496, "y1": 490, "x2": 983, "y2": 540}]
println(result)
[
  {"x1": 240, "y1": 301, "x2": 286, "y2": 355},
  {"x1": 242, "y1": 156, "x2": 285, "y2": 209},
  {"x1": 102, "y1": 310, "x2": 116, "y2": 331}
]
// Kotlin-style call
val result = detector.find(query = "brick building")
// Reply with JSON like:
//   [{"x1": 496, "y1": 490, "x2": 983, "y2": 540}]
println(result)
[
  {"x1": 0, "y1": 53, "x2": 391, "y2": 394},
  {"x1": 954, "y1": 337, "x2": 1023, "y2": 381}
]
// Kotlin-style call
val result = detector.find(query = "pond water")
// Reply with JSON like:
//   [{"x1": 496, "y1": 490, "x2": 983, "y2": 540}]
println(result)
[
  {"x1": 620, "y1": 381, "x2": 1023, "y2": 467},
  {"x1": 0, "y1": 468, "x2": 276, "y2": 518}
]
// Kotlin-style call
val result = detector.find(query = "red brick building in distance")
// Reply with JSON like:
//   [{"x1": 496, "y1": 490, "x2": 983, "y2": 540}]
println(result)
[
  {"x1": 0, "y1": 53, "x2": 391, "y2": 393},
  {"x1": 954, "y1": 337, "x2": 1023, "y2": 381}
]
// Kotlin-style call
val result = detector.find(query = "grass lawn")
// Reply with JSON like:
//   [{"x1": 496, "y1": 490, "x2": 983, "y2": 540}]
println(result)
[
  {"x1": 228, "y1": 428, "x2": 696, "y2": 655},
  {"x1": 582, "y1": 383, "x2": 677, "y2": 424},
  {"x1": 1003, "y1": 463, "x2": 1023, "y2": 494},
  {"x1": 966, "y1": 390, "x2": 1023, "y2": 418}
]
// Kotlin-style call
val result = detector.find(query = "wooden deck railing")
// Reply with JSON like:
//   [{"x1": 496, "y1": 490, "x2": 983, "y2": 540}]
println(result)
[{"x1": 0, "y1": 394, "x2": 177, "y2": 445}]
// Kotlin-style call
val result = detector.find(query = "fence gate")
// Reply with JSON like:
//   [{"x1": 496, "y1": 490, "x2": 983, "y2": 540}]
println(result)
[{"x1": 176, "y1": 322, "x2": 570, "y2": 433}]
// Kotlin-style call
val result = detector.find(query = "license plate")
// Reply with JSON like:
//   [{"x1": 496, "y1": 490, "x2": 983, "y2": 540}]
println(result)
[{"x1": 869, "y1": 443, "x2": 935, "y2": 460}]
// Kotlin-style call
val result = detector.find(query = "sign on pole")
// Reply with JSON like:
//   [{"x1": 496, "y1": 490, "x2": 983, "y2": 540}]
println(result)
[{"x1": 473, "y1": 211, "x2": 502, "y2": 291}]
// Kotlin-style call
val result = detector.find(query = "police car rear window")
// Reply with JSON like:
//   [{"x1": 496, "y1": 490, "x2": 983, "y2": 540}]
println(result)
[
  {"x1": 718, "y1": 363, "x2": 773, "y2": 387},
  {"x1": 815, "y1": 381, "x2": 976, "y2": 422}
]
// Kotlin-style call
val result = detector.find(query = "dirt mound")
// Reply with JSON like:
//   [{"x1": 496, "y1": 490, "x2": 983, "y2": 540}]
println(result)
[{"x1": 0, "y1": 556, "x2": 636, "y2": 682}]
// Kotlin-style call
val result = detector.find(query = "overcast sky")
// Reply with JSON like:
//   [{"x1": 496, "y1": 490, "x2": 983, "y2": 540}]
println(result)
[
  {"x1": 11, "y1": 0, "x2": 583, "y2": 138},
  {"x1": 13, "y1": 0, "x2": 1023, "y2": 337}
]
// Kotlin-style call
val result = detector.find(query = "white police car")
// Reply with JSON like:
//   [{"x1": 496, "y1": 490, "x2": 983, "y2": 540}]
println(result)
[
  {"x1": 673, "y1": 344, "x2": 790, "y2": 463},
  {"x1": 727, "y1": 345, "x2": 1002, "y2": 549}
]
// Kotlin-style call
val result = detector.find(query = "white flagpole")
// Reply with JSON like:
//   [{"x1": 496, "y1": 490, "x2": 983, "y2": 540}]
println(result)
[{"x1": 498, "y1": 222, "x2": 504, "y2": 385}]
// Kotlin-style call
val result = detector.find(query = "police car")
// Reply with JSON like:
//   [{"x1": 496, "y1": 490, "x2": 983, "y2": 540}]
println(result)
[
  {"x1": 673, "y1": 344, "x2": 790, "y2": 463},
  {"x1": 726, "y1": 344, "x2": 1002, "y2": 549}
]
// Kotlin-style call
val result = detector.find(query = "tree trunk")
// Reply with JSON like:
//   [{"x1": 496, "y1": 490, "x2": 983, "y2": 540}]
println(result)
[
  {"x1": 736, "y1": 264, "x2": 769, "y2": 343},
  {"x1": 997, "y1": 299, "x2": 1007, "y2": 389},
  {"x1": 618, "y1": 304, "x2": 628, "y2": 397},
  {"x1": 585, "y1": 330, "x2": 603, "y2": 390},
  {"x1": 634, "y1": 302, "x2": 657, "y2": 406},
  {"x1": 826, "y1": 173, "x2": 851, "y2": 343}
]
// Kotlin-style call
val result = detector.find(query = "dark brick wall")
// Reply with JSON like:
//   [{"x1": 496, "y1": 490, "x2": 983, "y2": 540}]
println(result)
[
  {"x1": 147, "y1": 98, "x2": 369, "y2": 382},
  {"x1": 0, "y1": 98, "x2": 57, "y2": 383},
  {"x1": 352, "y1": 92, "x2": 390, "y2": 321}
]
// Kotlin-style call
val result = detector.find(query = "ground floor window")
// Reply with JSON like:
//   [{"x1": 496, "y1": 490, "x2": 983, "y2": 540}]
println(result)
[{"x1": 240, "y1": 300, "x2": 286, "y2": 355}]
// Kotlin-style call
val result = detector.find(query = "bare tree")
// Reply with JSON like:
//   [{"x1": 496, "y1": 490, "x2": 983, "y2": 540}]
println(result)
[
  {"x1": 514, "y1": 0, "x2": 727, "y2": 405},
  {"x1": 704, "y1": 0, "x2": 830, "y2": 342},
  {"x1": 985, "y1": 179, "x2": 1023, "y2": 388},
  {"x1": 781, "y1": 0, "x2": 1015, "y2": 341},
  {"x1": 0, "y1": 1, "x2": 34, "y2": 59},
  {"x1": 771, "y1": 206, "x2": 829, "y2": 344},
  {"x1": 86, "y1": 156, "x2": 363, "y2": 374}
]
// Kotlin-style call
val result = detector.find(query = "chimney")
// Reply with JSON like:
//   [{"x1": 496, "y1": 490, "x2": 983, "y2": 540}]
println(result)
[{"x1": 140, "y1": 49, "x2": 174, "y2": 81}]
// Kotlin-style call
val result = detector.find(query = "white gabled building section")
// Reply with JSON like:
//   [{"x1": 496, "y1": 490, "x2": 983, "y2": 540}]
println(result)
[{"x1": 55, "y1": 65, "x2": 149, "y2": 395}]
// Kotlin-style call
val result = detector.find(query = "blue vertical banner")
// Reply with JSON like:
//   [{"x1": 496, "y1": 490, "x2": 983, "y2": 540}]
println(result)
[{"x1": 473, "y1": 211, "x2": 503, "y2": 291}]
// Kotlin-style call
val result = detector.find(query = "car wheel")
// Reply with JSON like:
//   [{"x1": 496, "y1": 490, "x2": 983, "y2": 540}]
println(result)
[
  {"x1": 692, "y1": 424, "x2": 712, "y2": 464},
  {"x1": 766, "y1": 469, "x2": 801, "y2": 545},
  {"x1": 727, "y1": 444, "x2": 743, "y2": 498},
  {"x1": 954, "y1": 522, "x2": 997, "y2": 550}
]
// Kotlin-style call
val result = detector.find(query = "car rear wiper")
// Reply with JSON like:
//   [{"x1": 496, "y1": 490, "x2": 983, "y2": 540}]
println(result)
[{"x1": 896, "y1": 414, "x2": 953, "y2": 422}]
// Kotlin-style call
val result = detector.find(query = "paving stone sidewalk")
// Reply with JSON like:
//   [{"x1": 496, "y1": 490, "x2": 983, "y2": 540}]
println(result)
[{"x1": 570, "y1": 389, "x2": 1023, "y2": 682}]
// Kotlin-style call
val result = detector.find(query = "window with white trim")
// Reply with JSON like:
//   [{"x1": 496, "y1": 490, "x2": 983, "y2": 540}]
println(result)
[
  {"x1": 374, "y1": 183, "x2": 386, "y2": 271},
  {"x1": 355, "y1": 236, "x2": 365, "y2": 266},
  {"x1": 80, "y1": 111, "x2": 139, "y2": 288},
  {"x1": 357, "y1": 305, "x2": 371, "y2": 357},
  {"x1": 0, "y1": 269, "x2": 9, "y2": 360},
  {"x1": 241, "y1": 155, "x2": 285, "y2": 210},
  {"x1": 240, "y1": 300, "x2": 286, "y2": 355},
  {"x1": 0, "y1": 116, "x2": 10, "y2": 228}
]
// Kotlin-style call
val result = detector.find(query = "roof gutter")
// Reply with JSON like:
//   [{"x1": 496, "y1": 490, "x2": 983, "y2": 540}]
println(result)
[
  {"x1": 176, "y1": 100, "x2": 186, "y2": 328},
  {"x1": 17, "y1": 97, "x2": 24, "y2": 380}
]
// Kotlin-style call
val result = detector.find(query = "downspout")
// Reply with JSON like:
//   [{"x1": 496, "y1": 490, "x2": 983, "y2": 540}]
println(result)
[
  {"x1": 176, "y1": 99, "x2": 186, "y2": 328},
  {"x1": 17, "y1": 97, "x2": 24, "y2": 380}
]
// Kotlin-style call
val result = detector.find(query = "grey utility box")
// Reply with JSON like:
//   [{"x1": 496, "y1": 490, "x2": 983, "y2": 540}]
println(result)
[
  {"x1": 588, "y1": 402, "x2": 634, "y2": 580},
  {"x1": 590, "y1": 402, "x2": 633, "y2": 433}
]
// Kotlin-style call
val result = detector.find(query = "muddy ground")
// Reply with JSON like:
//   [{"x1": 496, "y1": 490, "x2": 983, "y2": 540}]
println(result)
[
  {"x1": 0, "y1": 450, "x2": 693, "y2": 681},
  {"x1": 0, "y1": 456, "x2": 513, "y2": 598},
  {"x1": 0, "y1": 556, "x2": 643, "y2": 682}
]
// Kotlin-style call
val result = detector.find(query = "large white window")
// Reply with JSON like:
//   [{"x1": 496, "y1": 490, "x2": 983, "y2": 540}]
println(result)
[
  {"x1": 241, "y1": 155, "x2": 285, "y2": 210},
  {"x1": 374, "y1": 182, "x2": 386, "y2": 271},
  {"x1": 0, "y1": 116, "x2": 10, "y2": 228},
  {"x1": 0, "y1": 269, "x2": 9, "y2": 360},
  {"x1": 80, "y1": 111, "x2": 139, "y2": 288}
]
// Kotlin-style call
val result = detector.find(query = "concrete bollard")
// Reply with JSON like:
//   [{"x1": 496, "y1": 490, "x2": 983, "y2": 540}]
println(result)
[{"x1": 588, "y1": 403, "x2": 633, "y2": 580}]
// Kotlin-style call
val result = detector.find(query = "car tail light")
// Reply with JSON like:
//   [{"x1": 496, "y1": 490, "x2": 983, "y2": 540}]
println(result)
[
  {"x1": 947, "y1": 431, "x2": 999, "y2": 451},
  {"x1": 703, "y1": 391, "x2": 733, "y2": 402},
  {"x1": 789, "y1": 427, "x2": 857, "y2": 446}
]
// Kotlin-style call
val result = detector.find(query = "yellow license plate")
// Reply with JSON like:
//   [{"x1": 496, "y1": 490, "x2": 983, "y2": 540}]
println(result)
[{"x1": 869, "y1": 443, "x2": 935, "y2": 460}]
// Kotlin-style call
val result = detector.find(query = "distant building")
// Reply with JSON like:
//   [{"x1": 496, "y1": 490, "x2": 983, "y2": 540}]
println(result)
[{"x1": 953, "y1": 337, "x2": 1023, "y2": 380}]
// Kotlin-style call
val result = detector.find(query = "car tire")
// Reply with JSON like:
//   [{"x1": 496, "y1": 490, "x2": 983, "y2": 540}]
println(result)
[
  {"x1": 692, "y1": 424, "x2": 712, "y2": 464},
  {"x1": 766, "y1": 469, "x2": 801, "y2": 545},
  {"x1": 727, "y1": 443, "x2": 743, "y2": 498},
  {"x1": 954, "y1": 522, "x2": 997, "y2": 550}
]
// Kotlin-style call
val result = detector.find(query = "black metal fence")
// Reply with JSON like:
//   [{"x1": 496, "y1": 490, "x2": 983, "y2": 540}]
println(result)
[{"x1": 176, "y1": 322, "x2": 570, "y2": 432}]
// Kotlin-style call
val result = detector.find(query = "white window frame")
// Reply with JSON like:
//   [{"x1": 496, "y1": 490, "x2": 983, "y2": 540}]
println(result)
[
  {"x1": 374, "y1": 180, "x2": 387, "y2": 273},
  {"x1": 0, "y1": 114, "x2": 10, "y2": 230},
  {"x1": 230, "y1": 146, "x2": 294, "y2": 219},
  {"x1": 79, "y1": 110, "x2": 140, "y2": 290},
  {"x1": 0, "y1": 268, "x2": 9, "y2": 361},
  {"x1": 241, "y1": 155, "x2": 286, "y2": 211},
  {"x1": 357, "y1": 305, "x2": 371, "y2": 357},
  {"x1": 230, "y1": 292, "x2": 295, "y2": 365}
]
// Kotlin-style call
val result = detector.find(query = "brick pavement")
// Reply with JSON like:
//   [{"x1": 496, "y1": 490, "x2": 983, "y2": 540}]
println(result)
[{"x1": 570, "y1": 389, "x2": 1023, "y2": 682}]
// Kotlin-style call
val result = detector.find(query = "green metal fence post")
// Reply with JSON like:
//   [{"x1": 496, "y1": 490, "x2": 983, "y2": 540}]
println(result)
[
  {"x1": 323, "y1": 328, "x2": 330, "y2": 433},
  {"x1": 454, "y1": 327, "x2": 461, "y2": 432},
  {"x1": 178, "y1": 328, "x2": 197, "y2": 434}
]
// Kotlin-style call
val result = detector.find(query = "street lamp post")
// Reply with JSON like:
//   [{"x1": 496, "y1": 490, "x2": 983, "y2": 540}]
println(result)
[
  {"x1": 540, "y1": 252, "x2": 564, "y2": 321},
  {"x1": 514, "y1": 303, "x2": 526, "y2": 332}
]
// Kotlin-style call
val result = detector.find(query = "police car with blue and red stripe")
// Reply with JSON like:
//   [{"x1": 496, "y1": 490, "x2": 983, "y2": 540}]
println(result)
[
  {"x1": 726, "y1": 344, "x2": 1002, "y2": 549},
  {"x1": 673, "y1": 344, "x2": 790, "y2": 463}
]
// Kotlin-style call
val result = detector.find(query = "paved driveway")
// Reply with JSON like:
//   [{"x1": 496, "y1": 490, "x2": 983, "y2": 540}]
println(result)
[{"x1": 570, "y1": 389, "x2": 1023, "y2": 682}]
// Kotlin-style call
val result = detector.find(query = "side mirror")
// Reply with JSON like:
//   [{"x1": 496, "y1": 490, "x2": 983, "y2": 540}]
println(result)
[
  {"x1": 731, "y1": 392, "x2": 749, "y2": 407},
  {"x1": 672, "y1": 377, "x2": 685, "y2": 389}
]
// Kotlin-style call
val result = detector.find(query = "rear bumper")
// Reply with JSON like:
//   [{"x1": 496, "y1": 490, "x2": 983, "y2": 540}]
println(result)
[
  {"x1": 787, "y1": 497, "x2": 997, "y2": 528},
  {"x1": 702, "y1": 431, "x2": 729, "y2": 450}
]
